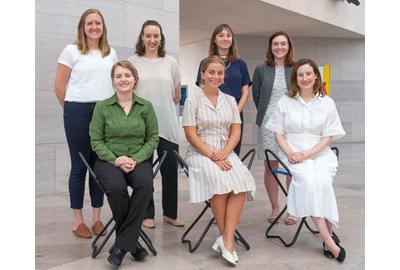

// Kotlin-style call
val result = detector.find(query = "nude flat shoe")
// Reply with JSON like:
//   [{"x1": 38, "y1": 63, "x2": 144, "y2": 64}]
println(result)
[
  {"x1": 142, "y1": 219, "x2": 156, "y2": 229},
  {"x1": 73, "y1": 223, "x2": 92, "y2": 239},
  {"x1": 92, "y1": 220, "x2": 107, "y2": 236},
  {"x1": 163, "y1": 216, "x2": 185, "y2": 227}
]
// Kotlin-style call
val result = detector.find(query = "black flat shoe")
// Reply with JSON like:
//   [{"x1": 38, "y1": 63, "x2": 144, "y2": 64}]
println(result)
[
  {"x1": 336, "y1": 245, "x2": 346, "y2": 263},
  {"x1": 107, "y1": 246, "x2": 127, "y2": 268},
  {"x1": 109, "y1": 244, "x2": 115, "y2": 254},
  {"x1": 131, "y1": 242, "x2": 149, "y2": 261},
  {"x1": 322, "y1": 242, "x2": 334, "y2": 259}
]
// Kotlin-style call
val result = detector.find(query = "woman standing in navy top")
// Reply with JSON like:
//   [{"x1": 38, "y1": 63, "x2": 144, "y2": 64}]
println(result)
[{"x1": 196, "y1": 24, "x2": 251, "y2": 155}]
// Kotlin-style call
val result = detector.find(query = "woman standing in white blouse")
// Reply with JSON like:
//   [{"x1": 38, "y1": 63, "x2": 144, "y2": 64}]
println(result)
[
  {"x1": 127, "y1": 20, "x2": 184, "y2": 228},
  {"x1": 54, "y1": 9, "x2": 118, "y2": 238},
  {"x1": 266, "y1": 59, "x2": 346, "y2": 263}
]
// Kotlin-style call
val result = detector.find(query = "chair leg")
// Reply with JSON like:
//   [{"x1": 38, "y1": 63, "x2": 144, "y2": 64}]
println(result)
[
  {"x1": 140, "y1": 229, "x2": 157, "y2": 256},
  {"x1": 234, "y1": 229, "x2": 250, "y2": 250},
  {"x1": 265, "y1": 206, "x2": 306, "y2": 247},
  {"x1": 91, "y1": 217, "x2": 115, "y2": 258},
  {"x1": 304, "y1": 218, "x2": 319, "y2": 234},
  {"x1": 181, "y1": 202, "x2": 214, "y2": 252}
]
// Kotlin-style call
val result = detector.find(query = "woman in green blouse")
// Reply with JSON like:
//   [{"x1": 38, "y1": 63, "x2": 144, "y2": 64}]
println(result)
[{"x1": 89, "y1": 60, "x2": 159, "y2": 268}]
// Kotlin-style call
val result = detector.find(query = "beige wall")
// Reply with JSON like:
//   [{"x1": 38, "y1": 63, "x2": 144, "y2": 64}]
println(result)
[{"x1": 262, "y1": 0, "x2": 365, "y2": 35}]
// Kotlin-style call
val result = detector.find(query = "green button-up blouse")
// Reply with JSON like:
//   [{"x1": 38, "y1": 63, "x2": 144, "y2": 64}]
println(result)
[{"x1": 89, "y1": 94, "x2": 159, "y2": 165}]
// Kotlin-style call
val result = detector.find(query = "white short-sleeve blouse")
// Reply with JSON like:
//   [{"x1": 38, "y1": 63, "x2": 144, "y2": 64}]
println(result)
[{"x1": 58, "y1": 44, "x2": 118, "y2": 102}]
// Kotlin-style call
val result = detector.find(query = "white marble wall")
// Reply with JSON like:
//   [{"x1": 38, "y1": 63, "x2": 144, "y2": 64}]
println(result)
[
  {"x1": 180, "y1": 35, "x2": 365, "y2": 145},
  {"x1": 36, "y1": 0, "x2": 179, "y2": 195}
]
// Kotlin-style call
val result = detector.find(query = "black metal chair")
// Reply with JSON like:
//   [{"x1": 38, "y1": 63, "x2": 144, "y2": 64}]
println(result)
[
  {"x1": 78, "y1": 151, "x2": 167, "y2": 258},
  {"x1": 264, "y1": 147, "x2": 339, "y2": 247},
  {"x1": 174, "y1": 149, "x2": 256, "y2": 253}
]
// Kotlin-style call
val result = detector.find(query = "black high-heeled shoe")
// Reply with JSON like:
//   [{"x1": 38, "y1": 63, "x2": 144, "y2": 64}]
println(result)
[
  {"x1": 332, "y1": 231, "x2": 340, "y2": 245},
  {"x1": 322, "y1": 242, "x2": 334, "y2": 259},
  {"x1": 335, "y1": 245, "x2": 346, "y2": 263},
  {"x1": 322, "y1": 232, "x2": 341, "y2": 258}
]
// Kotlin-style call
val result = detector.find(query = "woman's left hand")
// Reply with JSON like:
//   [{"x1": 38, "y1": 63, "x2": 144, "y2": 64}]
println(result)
[
  {"x1": 288, "y1": 152, "x2": 305, "y2": 164},
  {"x1": 120, "y1": 158, "x2": 137, "y2": 173},
  {"x1": 211, "y1": 150, "x2": 229, "y2": 161}
]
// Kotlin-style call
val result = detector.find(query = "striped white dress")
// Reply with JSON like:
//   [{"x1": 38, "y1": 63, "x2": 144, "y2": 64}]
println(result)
[{"x1": 182, "y1": 90, "x2": 256, "y2": 203}]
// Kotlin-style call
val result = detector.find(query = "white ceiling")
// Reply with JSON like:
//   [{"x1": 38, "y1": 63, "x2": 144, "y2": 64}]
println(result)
[{"x1": 180, "y1": 0, "x2": 364, "y2": 45}]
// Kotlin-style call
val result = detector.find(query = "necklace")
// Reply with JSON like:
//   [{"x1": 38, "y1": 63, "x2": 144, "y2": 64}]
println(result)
[{"x1": 118, "y1": 99, "x2": 132, "y2": 109}]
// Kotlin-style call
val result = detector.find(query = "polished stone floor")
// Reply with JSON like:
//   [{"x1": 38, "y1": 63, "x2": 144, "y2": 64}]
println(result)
[{"x1": 35, "y1": 143, "x2": 364, "y2": 269}]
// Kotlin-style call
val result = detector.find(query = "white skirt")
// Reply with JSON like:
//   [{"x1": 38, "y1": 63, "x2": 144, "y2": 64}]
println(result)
[
  {"x1": 283, "y1": 134, "x2": 339, "y2": 226},
  {"x1": 187, "y1": 152, "x2": 256, "y2": 203}
]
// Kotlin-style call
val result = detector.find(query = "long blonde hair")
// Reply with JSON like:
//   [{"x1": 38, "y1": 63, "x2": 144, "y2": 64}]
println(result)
[{"x1": 75, "y1": 9, "x2": 111, "y2": 57}]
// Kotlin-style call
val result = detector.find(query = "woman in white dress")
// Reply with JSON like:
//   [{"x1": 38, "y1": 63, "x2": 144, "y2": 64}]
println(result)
[
  {"x1": 182, "y1": 56, "x2": 256, "y2": 266},
  {"x1": 266, "y1": 59, "x2": 346, "y2": 263}
]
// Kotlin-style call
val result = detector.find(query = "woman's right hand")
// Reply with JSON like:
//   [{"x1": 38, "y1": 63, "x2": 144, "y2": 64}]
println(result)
[
  {"x1": 214, "y1": 159, "x2": 232, "y2": 171},
  {"x1": 115, "y1": 156, "x2": 136, "y2": 173}
]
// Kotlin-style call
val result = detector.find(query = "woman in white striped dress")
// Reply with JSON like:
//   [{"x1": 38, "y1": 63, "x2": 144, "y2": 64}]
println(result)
[{"x1": 182, "y1": 55, "x2": 256, "y2": 266}]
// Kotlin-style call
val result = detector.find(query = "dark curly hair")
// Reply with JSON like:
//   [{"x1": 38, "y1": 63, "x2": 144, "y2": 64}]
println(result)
[{"x1": 135, "y1": 20, "x2": 166, "y2": 57}]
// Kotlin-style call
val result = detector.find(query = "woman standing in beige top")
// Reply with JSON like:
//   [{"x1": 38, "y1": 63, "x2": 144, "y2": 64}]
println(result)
[{"x1": 127, "y1": 20, "x2": 184, "y2": 228}]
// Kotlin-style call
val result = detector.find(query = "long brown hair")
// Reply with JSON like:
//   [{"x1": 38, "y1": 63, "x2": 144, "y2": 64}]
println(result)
[
  {"x1": 135, "y1": 20, "x2": 166, "y2": 57},
  {"x1": 75, "y1": 9, "x2": 110, "y2": 57},
  {"x1": 287, "y1": 58, "x2": 323, "y2": 98},
  {"x1": 209, "y1": 24, "x2": 238, "y2": 62},
  {"x1": 265, "y1": 31, "x2": 295, "y2": 67}
]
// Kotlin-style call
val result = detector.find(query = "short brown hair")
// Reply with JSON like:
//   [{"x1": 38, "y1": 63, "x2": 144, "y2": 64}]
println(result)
[
  {"x1": 135, "y1": 20, "x2": 166, "y2": 57},
  {"x1": 265, "y1": 31, "x2": 295, "y2": 67},
  {"x1": 200, "y1": 55, "x2": 225, "y2": 74},
  {"x1": 75, "y1": 9, "x2": 111, "y2": 57},
  {"x1": 287, "y1": 58, "x2": 323, "y2": 98},
  {"x1": 111, "y1": 61, "x2": 139, "y2": 91},
  {"x1": 209, "y1": 24, "x2": 238, "y2": 62}
]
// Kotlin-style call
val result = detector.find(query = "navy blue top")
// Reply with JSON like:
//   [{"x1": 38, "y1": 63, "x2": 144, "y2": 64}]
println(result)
[{"x1": 196, "y1": 58, "x2": 252, "y2": 102}]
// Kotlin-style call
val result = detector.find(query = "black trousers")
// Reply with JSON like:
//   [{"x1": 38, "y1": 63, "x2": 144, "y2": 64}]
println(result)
[
  {"x1": 144, "y1": 137, "x2": 179, "y2": 219},
  {"x1": 94, "y1": 159, "x2": 153, "y2": 253},
  {"x1": 233, "y1": 111, "x2": 244, "y2": 156}
]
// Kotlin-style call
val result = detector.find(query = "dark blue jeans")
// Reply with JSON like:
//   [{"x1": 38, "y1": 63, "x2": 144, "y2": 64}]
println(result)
[{"x1": 64, "y1": 101, "x2": 104, "y2": 209}]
